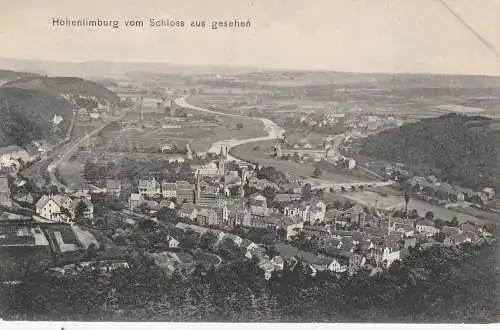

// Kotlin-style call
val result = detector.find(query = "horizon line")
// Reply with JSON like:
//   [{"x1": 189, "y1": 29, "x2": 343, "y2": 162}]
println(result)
[{"x1": 1, "y1": 56, "x2": 500, "y2": 78}]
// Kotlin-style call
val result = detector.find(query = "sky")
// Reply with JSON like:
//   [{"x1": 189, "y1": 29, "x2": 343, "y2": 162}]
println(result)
[{"x1": 1, "y1": 0, "x2": 500, "y2": 75}]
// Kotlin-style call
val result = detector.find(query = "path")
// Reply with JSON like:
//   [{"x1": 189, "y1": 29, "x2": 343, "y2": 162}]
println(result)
[{"x1": 48, "y1": 104, "x2": 138, "y2": 192}]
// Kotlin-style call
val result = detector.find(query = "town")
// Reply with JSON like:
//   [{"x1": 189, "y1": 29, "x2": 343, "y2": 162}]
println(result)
[{"x1": 1, "y1": 88, "x2": 496, "y2": 286}]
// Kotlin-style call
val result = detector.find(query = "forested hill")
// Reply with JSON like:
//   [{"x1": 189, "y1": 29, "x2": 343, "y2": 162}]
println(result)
[
  {"x1": 0, "y1": 75, "x2": 120, "y2": 148},
  {"x1": 3, "y1": 76, "x2": 120, "y2": 109},
  {"x1": 0, "y1": 87, "x2": 73, "y2": 147},
  {"x1": 358, "y1": 113, "x2": 500, "y2": 191},
  {"x1": 0, "y1": 69, "x2": 40, "y2": 85}
]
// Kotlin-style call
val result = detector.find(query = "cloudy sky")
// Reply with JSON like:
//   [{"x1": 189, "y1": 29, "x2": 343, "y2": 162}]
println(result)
[{"x1": 1, "y1": 0, "x2": 500, "y2": 75}]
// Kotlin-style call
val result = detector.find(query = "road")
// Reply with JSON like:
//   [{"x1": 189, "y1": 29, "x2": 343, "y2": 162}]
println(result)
[{"x1": 47, "y1": 104, "x2": 138, "y2": 192}]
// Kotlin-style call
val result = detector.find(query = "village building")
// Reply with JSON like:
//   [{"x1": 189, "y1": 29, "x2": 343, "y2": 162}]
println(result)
[
  {"x1": 35, "y1": 194, "x2": 73, "y2": 222},
  {"x1": 104, "y1": 179, "x2": 121, "y2": 197},
  {"x1": 415, "y1": 219, "x2": 439, "y2": 236},
  {"x1": 0, "y1": 145, "x2": 32, "y2": 169},
  {"x1": 178, "y1": 204, "x2": 198, "y2": 220},
  {"x1": 138, "y1": 178, "x2": 161, "y2": 198},
  {"x1": 176, "y1": 180, "x2": 194, "y2": 204},
  {"x1": 249, "y1": 193, "x2": 268, "y2": 217},
  {"x1": 128, "y1": 193, "x2": 143, "y2": 210},
  {"x1": 161, "y1": 181, "x2": 177, "y2": 198},
  {"x1": 0, "y1": 176, "x2": 11, "y2": 208}
]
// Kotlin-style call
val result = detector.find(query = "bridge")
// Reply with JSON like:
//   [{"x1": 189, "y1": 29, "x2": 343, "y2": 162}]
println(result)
[{"x1": 303, "y1": 178, "x2": 394, "y2": 191}]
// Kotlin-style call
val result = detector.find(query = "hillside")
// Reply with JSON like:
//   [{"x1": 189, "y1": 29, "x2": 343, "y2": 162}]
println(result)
[
  {"x1": 4, "y1": 76, "x2": 120, "y2": 110},
  {"x1": 0, "y1": 87, "x2": 73, "y2": 147},
  {"x1": 0, "y1": 69, "x2": 40, "y2": 85},
  {"x1": 358, "y1": 113, "x2": 500, "y2": 191}
]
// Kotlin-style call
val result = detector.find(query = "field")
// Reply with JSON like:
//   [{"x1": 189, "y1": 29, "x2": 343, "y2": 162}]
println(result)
[{"x1": 231, "y1": 140, "x2": 366, "y2": 183}]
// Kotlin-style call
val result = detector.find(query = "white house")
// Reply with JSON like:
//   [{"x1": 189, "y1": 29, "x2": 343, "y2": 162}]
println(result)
[
  {"x1": 348, "y1": 158, "x2": 356, "y2": 170},
  {"x1": 167, "y1": 236, "x2": 180, "y2": 248},
  {"x1": 416, "y1": 219, "x2": 439, "y2": 236},
  {"x1": 0, "y1": 145, "x2": 31, "y2": 168},
  {"x1": 161, "y1": 181, "x2": 177, "y2": 198},
  {"x1": 35, "y1": 194, "x2": 73, "y2": 222},
  {"x1": 328, "y1": 259, "x2": 348, "y2": 273}
]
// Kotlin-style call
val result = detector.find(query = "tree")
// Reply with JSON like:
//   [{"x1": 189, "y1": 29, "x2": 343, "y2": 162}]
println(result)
[
  {"x1": 236, "y1": 123, "x2": 244, "y2": 130},
  {"x1": 425, "y1": 211, "x2": 434, "y2": 221},
  {"x1": 157, "y1": 207, "x2": 179, "y2": 223},
  {"x1": 408, "y1": 209, "x2": 419, "y2": 219},
  {"x1": 450, "y1": 216, "x2": 459, "y2": 227},
  {"x1": 200, "y1": 231, "x2": 219, "y2": 250},
  {"x1": 312, "y1": 166, "x2": 322, "y2": 178},
  {"x1": 434, "y1": 231, "x2": 446, "y2": 243},
  {"x1": 262, "y1": 186, "x2": 277, "y2": 202},
  {"x1": 277, "y1": 227, "x2": 287, "y2": 241},
  {"x1": 301, "y1": 183, "x2": 312, "y2": 201},
  {"x1": 180, "y1": 229, "x2": 200, "y2": 249},
  {"x1": 74, "y1": 200, "x2": 89, "y2": 221},
  {"x1": 434, "y1": 218, "x2": 444, "y2": 230}
]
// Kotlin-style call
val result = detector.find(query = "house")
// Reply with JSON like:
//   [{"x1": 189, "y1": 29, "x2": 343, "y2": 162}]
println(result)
[
  {"x1": 35, "y1": 194, "x2": 73, "y2": 222},
  {"x1": 161, "y1": 181, "x2": 177, "y2": 198},
  {"x1": 138, "y1": 178, "x2": 161, "y2": 198},
  {"x1": 308, "y1": 199, "x2": 326, "y2": 223},
  {"x1": 69, "y1": 197, "x2": 94, "y2": 220},
  {"x1": 105, "y1": 179, "x2": 121, "y2": 197},
  {"x1": 443, "y1": 231, "x2": 479, "y2": 247},
  {"x1": 441, "y1": 226, "x2": 462, "y2": 237},
  {"x1": 0, "y1": 176, "x2": 11, "y2": 208},
  {"x1": 0, "y1": 145, "x2": 31, "y2": 168},
  {"x1": 196, "y1": 207, "x2": 221, "y2": 227},
  {"x1": 345, "y1": 204, "x2": 365, "y2": 225},
  {"x1": 191, "y1": 162, "x2": 220, "y2": 177},
  {"x1": 273, "y1": 193, "x2": 301, "y2": 203},
  {"x1": 328, "y1": 258, "x2": 348, "y2": 273},
  {"x1": 375, "y1": 240, "x2": 401, "y2": 268},
  {"x1": 415, "y1": 219, "x2": 439, "y2": 236},
  {"x1": 176, "y1": 181, "x2": 194, "y2": 204},
  {"x1": 278, "y1": 182, "x2": 302, "y2": 194},
  {"x1": 395, "y1": 223, "x2": 415, "y2": 237},
  {"x1": 128, "y1": 193, "x2": 143, "y2": 210},
  {"x1": 302, "y1": 225, "x2": 331, "y2": 239},
  {"x1": 482, "y1": 187, "x2": 495, "y2": 200},
  {"x1": 160, "y1": 143, "x2": 175, "y2": 153},
  {"x1": 249, "y1": 193, "x2": 268, "y2": 216},
  {"x1": 178, "y1": 204, "x2": 198, "y2": 220},
  {"x1": 167, "y1": 236, "x2": 180, "y2": 248},
  {"x1": 284, "y1": 201, "x2": 310, "y2": 222},
  {"x1": 248, "y1": 178, "x2": 279, "y2": 191}
]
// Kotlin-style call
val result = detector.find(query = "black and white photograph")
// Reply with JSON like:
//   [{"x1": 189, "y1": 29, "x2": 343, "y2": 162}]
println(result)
[{"x1": 0, "y1": 0, "x2": 499, "y2": 325}]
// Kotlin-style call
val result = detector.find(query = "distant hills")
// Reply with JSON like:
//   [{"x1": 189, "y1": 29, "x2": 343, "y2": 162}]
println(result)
[
  {"x1": 0, "y1": 72, "x2": 120, "y2": 148},
  {"x1": 3, "y1": 76, "x2": 120, "y2": 108},
  {"x1": 358, "y1": 113, "x2": 500, "y2": 192},
  {"x1": 0, "y1": 57, "x2": 262, "y2": 79}
]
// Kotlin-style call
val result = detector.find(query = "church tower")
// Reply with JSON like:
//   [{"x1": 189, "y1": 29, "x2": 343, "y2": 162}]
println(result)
[
  {"x1": 218, "y1": 145, "x2": 226, "y2": 176},
  {"x1": 275, "y1": 139, "x2": 282, "y2": 158}
]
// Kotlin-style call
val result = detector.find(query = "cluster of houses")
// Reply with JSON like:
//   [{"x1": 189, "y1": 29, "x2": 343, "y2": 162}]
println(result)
[
  {"x1": 408, "y1": 175, "x2": 496, "y2": 204},
  {"x1": 35, "y1": 193, "x2": 94, "y2": 223},
  {"x1": 0, "y1": 145, "x2": 33, "y2": 170}
]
